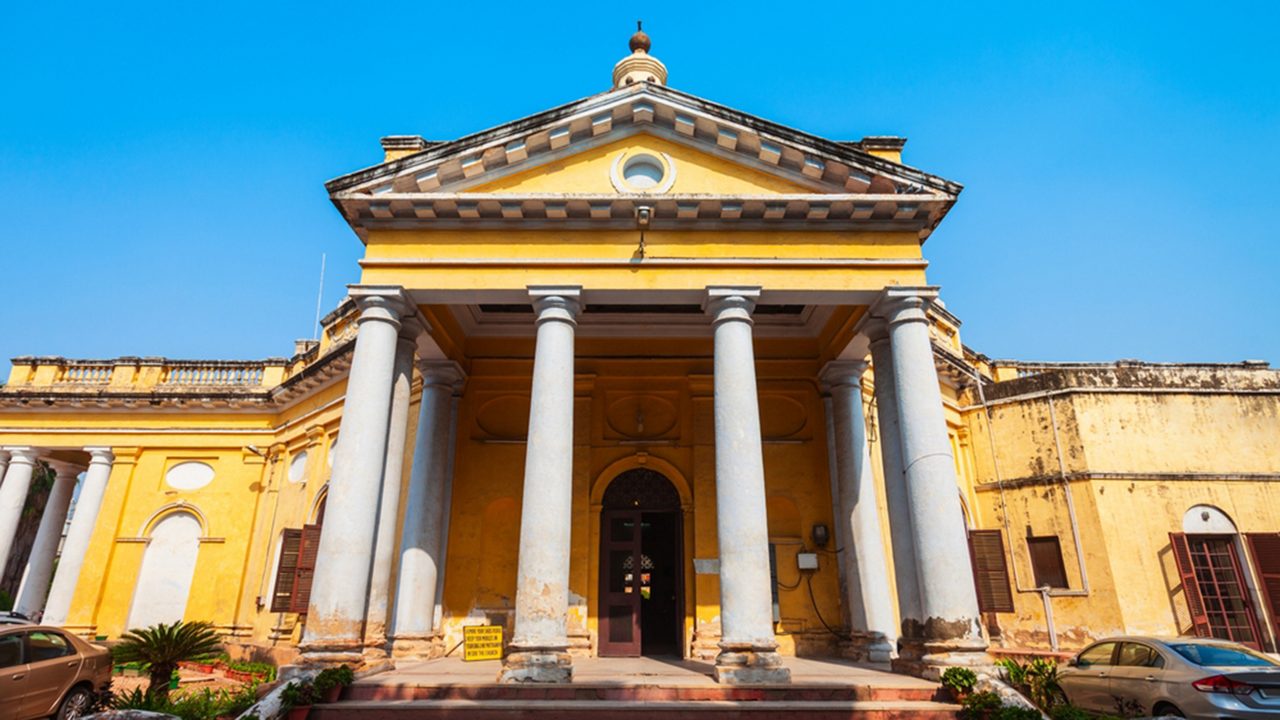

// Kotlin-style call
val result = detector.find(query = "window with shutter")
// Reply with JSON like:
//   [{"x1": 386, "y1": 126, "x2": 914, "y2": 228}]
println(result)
[
  {"x1": 1170, "y1": 532, "x2": 1262, "y2": 648},
  {"x1": 968, "y1": 529, "x2": 1014, "y2": 613},
  {"x1": 1027, "y1": 536, "x2": 1070, "y2": 589},
  {"x1": 1246, "y1": 533, "x2": 1280, "y2": 647},
  {"x1": 1169, "y1": 532, "x2": 1210, "y2": 636},
  {"x1": 269, "y1": 529, "x2": 303, "y2": 613},
  {"x1": 289, "y1": 524, "x2": 323, "y2": 614}
]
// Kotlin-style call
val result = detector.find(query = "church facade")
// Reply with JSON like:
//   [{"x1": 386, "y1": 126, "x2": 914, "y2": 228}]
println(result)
[{"x1": 2, "y1": 34, "x2": 1279, "y2": 683}]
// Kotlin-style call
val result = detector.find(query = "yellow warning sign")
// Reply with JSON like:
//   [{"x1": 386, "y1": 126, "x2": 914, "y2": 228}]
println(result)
[{"x1": 463, "y1": 624, "x2": 504, "y2": 661}]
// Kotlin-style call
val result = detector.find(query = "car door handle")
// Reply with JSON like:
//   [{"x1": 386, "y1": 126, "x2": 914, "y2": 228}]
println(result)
[
  {"x1": 1097, "y1": 672, "x2": 1108, "y2": 677},
  {"x1": 1145, "y1": 675, "x2": 1157, "y2": 682},
  {"x1": 11, "y1": 673, "x2": 23, "y2": 680}
]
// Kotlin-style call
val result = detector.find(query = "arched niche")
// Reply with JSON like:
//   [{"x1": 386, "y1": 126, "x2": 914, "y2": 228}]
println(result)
[{"x1": 126, "y1": 511, "x2": 202, "y2": 631}]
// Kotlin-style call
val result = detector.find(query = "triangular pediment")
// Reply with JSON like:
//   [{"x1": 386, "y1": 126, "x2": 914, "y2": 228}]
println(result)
[{"x1": 328, "y1": 84, "x2": 962, "y2": 238}]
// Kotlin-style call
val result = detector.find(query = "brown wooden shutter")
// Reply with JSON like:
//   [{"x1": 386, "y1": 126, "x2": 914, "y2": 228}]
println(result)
[
  {"x1": 269, "y1": 529, "x2": 303, "y2": 613},
  {"x1": 289, "y1": 524, "x2": 323, "y2": 614},
  {"x1": 1169, "y1": 532, "x2": 1212, "y2": 637},
  {"x1": 969, "y1": 529, "x2": 1014, "y2": 613},
  {"x1": 1246, "y1": 533, "x2": 1280, "y2": 643}
]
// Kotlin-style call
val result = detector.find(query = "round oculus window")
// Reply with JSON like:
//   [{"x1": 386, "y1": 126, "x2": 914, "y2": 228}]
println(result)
[
  {"x1": 610, "y1": 151, "x2": 675, "y2": 193},
  {"x1": 622, "y1": 154, "x2": 664, "y2": 189}
]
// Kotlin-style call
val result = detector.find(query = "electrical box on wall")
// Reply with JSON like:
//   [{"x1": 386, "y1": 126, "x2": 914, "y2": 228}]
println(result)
[{"x1": 797, "y1": 552, "x2": 819, "y2": 570}]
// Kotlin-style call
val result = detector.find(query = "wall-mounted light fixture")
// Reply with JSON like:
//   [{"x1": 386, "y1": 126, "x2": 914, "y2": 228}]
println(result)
[{"x1": 811, "y1": 523, "x2": 830, "y2": 549}]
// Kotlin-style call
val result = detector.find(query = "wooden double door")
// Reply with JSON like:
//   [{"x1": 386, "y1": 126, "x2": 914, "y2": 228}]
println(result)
[{"x1": 598, "y1": 469, "x2": 683, "y2": 657}]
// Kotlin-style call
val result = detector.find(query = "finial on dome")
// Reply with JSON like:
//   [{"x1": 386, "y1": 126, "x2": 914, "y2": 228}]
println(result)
[
  {"x1": 630, "y1": 21, "x2": 651, "y2": 53},
  {"x1": 613, "y1": 21, "x2": 667, "y2": 89}
]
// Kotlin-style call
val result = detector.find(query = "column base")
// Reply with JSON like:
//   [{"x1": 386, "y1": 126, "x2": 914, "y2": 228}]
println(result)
[
  {"x1": 891, "y1": 636, "x2": 991, "y2": 680},
  {"x1": 499, "y1": 648, "x2": 573, "y2": 683},
  {"x1": 840, "y1": 632, "x2": 895, "y2": 664},
  {"x1": 713, "y1": 643, "x2": 791, "y2": 685},
  {"x1": 390, "y1": 633, "x2": 446, "y2": 660},
  {"x1": 296, "y1": 639, "x2": 367, "y2": 669}
]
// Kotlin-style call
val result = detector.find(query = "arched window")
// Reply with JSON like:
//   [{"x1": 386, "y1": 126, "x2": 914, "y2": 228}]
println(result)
[{"x1": 126, "y1": 512, "x2": 201, "y2": 630}]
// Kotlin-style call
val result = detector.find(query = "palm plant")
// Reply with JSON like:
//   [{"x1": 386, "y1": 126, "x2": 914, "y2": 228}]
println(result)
[{"x1": 111, "y1": 620, "x2": 222, "y2": 701}]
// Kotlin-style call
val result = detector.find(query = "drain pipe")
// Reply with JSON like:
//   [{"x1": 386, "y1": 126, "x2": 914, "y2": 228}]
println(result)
[{"x1": 1046, "y1": 397, "x2": 1091, "y2": 597}]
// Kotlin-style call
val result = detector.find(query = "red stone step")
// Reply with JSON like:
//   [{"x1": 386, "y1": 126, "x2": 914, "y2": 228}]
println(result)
[
  {"x1": 343, "y1": 682, "x2": 947, "y2": 703},
  {"x1": 311, "y1": 698, "x2": 962, "y2": 719}
]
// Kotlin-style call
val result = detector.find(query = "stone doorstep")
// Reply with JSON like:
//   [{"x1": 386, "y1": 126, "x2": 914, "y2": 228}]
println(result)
[
  {"x1": 311, "y1": 699, "x2": 961, "y2": 720},
  {"x1": 344, "y1": 683, "x2": 946, "y2": 703}
]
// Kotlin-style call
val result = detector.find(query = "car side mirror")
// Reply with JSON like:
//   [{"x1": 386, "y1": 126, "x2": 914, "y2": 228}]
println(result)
[{"x1": 1067, "y1": 657, "x2": 1078, "y2": 667}]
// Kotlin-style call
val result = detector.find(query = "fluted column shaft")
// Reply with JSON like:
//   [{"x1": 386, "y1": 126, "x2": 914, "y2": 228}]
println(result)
[
  {"x1": 365, "y1": 334, "x2": 418, "y2": 651},
  {"x1": 501, "y1": 287, "x2": 580, "y2": 683},
  {"x1": 0, "y1": 447, "x2": 41, "y2": 579},
  {"x1": 392, "y1": 361, "x2": 463, "y2": 654},
  {"x1": 15, "y1": 463, "x2": 80, "y2": 617},
  {"x1": 44, "y1": 448, "x2": 114, "y2": 626},
  {"x1": 882, "y1": 291, "x2": 985, "y2": 660},
  {"x1": 302, "y1": 289, "x2": 407, "y2": 658},
  {"x1": 821, "y1": 360, "x2": 897, "y2": 662},
  {"x1": 707, "y1": 287, "x2": 790, "y2": 685}
]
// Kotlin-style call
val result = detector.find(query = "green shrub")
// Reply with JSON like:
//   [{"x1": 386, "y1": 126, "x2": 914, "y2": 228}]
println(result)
[
  {"x1": 995, "y1": 657, "x2": 1028, "y2": 686},
  {"x1": 1049, "y1": 705, "x2": 1091, "y2": 720},
  {"x1": 281, "y1": 680, "x2": 320, "y2": 709},
  {"x1": 961, "y1": 690, "x2": 1004, "y2": 719},
  {"x1": 111, "y1": 683, "x2": 261, "y2": 720},
  {"x1": 994, "y1": 706, "x2": 1042, "y2": 720},
  {"x1": 942, "y1": 666, "x2": 978, "y2": 695}
]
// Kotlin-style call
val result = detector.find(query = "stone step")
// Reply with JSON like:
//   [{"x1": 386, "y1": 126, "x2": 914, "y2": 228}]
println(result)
[
  {"x1": 311, "y1": 698, "x2": 962, "y2": 720},
  {"x1": 344, "y1": 683, "x2": 947, "y2": 703}
]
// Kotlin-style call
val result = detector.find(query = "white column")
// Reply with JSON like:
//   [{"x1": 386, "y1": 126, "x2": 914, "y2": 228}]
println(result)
[
  {"x1": 392, "y1": 360, "x2": 463, "y2": 655},
  {"x1": 706, "y1": 287, "x2": 790, "y2": 685},
  {"x1": 44, "y1": 447, "x2": 114, "y2": 627},
  {"x1": 0, "y1": 447, "x2": 41, "y2": 579},
  {"x1": 881, "y1": 290, "x2": 985, "y2": 663},
  {"x1": 301, "y1": 287, "x2": 407, "y2": 660},
  {"x1": 500, "y1": 286, "x2": 579, "y2": 684},
  {"x1": 364, "y1": 333, "x2": 418, "y2": 652},
  {"x1": 820, "y1": 361, "x2": 897, "y2": 662},
  {"x1": 866, "y1": 323, "x2": 923, "y2": 646},
  {"x1": 14, "y1": 461, "x2": 80, "y2": 618}
]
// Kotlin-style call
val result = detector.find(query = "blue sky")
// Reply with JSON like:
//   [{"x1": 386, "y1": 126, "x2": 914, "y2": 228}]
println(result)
[{"x1": 2, "y1": 2, "x2": 1277, "y2": 365}]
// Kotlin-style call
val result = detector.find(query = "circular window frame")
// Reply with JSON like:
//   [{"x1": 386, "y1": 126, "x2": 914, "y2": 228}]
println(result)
[{"x1": 609, "y1": 151, "x2": 676, "y2": 194}]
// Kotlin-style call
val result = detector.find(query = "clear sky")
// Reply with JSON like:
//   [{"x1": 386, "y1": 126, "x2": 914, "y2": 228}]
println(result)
[{"x1": 2, "y1": 2, "x2": 1276, "y2": 365}]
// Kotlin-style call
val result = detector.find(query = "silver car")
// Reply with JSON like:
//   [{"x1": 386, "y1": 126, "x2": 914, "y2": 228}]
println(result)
[{"x1": 1058, "y1": 636, "x2": 1280, "y2": 718}]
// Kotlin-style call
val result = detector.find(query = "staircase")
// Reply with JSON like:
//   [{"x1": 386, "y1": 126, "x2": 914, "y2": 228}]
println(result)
[{"x1": 312, "y1": 681, "x2": 961, "y2": 718}]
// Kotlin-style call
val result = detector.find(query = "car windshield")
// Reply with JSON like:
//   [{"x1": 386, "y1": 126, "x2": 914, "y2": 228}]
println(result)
[{"x1": 1168, "y1": 642, "x2": 1280, "y2": 667}]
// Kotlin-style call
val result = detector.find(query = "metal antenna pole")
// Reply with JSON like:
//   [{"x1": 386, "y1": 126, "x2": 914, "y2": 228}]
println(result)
[{"x1": 312, "y1": 252, "x2": 326, "y2": 340}]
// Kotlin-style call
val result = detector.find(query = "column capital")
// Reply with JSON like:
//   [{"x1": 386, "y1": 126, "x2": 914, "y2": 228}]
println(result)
[
  {"x1": 819, "y1": 359, "x2": 871, "y2": 391},
  {"x1": 85, "y1": 447, "x2": 115, "y2": 466},
  {"x1": 528, "y1": 286, "x2": 582, "y2": 326},
  {"x1": 704, "y1": 286, "x2": 761, "y2": 325},
  {"x1": 869, "y1": 287, "x2": 939, "y2": 328},
  {"x1": 3, "y1": 447, "x2": 40, "y2": 465},
  {"x1": 418, "y1": 360, "x2": 466, "y2": 388},
  {"x1": 46, "y1": 460, "x2": 84, "y2": 480},
  {"x1": 349, "y1": 285, "x2": 411, "y2": 329}
]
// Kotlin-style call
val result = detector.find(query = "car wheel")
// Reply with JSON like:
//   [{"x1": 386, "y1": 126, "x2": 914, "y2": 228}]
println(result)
[
  {"x1": 1152, "y1": 702, "x2": 1185, "y2": 718},
  {"x1": 57, "y1": 685, "x2": 96, "y2": 720}
]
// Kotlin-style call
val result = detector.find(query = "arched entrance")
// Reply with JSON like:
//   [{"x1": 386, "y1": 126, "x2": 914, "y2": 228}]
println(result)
[{"x1": 598, "y1": 468, "x2": 683, "y2": 657}]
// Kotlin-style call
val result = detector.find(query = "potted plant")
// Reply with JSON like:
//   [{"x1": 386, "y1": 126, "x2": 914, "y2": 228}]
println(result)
[
  {"x1": 110, "y1": 620, "x2": 223, "y2": 702},
  {"x1": 941, "y1": 666, "x2": 978, "y2": 701},
  {"x1": 313, "y1": 665, "x2": 354, "y2": 703},
  {"x1": 281, "y1": 680, "x2": 319, "y2": 720}
]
